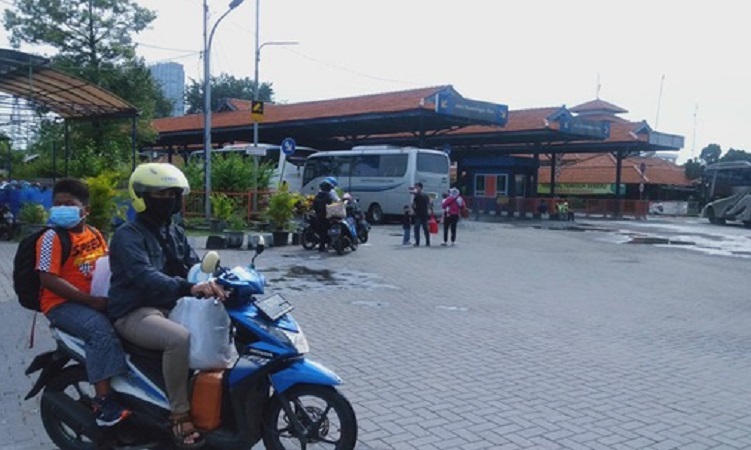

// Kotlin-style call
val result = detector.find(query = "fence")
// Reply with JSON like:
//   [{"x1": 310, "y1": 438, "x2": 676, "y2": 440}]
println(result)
[
  {"x1": 183, "y1": 190, "x2": 273, "y2": 222},
  {"x1": 463, "y1": 196, "x2": 650, "y2": 220}
]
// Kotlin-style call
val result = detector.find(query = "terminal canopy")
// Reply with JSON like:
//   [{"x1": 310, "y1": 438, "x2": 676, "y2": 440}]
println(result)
[{"x1": 0, "y1": 49, "x2": 137, "y2": 120}]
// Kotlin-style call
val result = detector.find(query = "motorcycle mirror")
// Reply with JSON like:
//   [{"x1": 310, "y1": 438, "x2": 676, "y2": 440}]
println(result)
[
  {"x1": 256, "y1": 236, "x2": 265, "y2": 254},
  {"x1": 201, "y1": 251, "x2": 221, "y2": 274}
]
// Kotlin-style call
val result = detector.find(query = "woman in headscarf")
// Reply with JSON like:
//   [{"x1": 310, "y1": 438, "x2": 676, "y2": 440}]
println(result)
[{"x1": 441, "y1": 187, "x2": 464, "y2": 246}]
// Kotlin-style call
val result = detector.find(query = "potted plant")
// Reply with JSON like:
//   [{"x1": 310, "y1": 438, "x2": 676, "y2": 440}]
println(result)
[
  {"x1": 85, "y1": 172, "x2": 128, "y2": 237},
  {"x1": 263, "y1": 184, "x2": 301, "y2": 246},
  {"x1": 224, "y1": 212, "x2": 246, "y2": 249},
  {"x1": 210, "y1": 193, "x2": 236, "y2": 233},
  {"x1": 18, "y1": 202, "x2": 49, "y2": 237}
]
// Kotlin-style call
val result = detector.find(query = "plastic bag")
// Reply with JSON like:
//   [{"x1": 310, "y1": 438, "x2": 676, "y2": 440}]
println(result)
[
  {"x1": 428, "y1": 215, "x2": 439, "y2": 234},
  {"x1": 326, "y1": 202, "x2": 346, "y2": 219},
  {"x1": 169, "y1": 297, "x2": 238, "y2": 370},
  {"x1": 90, "y1": 256, "x2": 111, "y2": 297}
]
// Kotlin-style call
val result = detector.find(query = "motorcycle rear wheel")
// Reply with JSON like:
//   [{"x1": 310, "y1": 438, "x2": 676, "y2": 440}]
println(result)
[
  {"x1": 332, "y1": 239, "x2": 345, "y2": 255},
  {"x1": 41, "y1": 365, "x2": 97, "y2": 450},
  {"x1": 357, "y1": 230, "x2": 368, "y2": 244},
  {"x1": 262, "y1": 384, "x2": 357, "y2": 450}
]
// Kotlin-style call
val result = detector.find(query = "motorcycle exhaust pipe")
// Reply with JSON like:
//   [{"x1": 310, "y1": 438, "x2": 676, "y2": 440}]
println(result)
[{"x1": 42, "y1": 391, "x2": 102, "y2": 442}]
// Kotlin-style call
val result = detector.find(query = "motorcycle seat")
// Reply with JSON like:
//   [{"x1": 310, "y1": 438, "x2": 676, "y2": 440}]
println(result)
[{"x1": 120, "y1": 339, "x2": 163, "y2": 360}]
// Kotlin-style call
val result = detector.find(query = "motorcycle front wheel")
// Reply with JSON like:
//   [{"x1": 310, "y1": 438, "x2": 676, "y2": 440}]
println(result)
[
  {"x1": 263, "y1": 384, "x2": 357, "y2": 450},
  {"x1": 40, "y1": 365, "x2": 97, "y2": 450},
  {"x1": 302, "y1": 228, "x2": 318, "y2": 250}
]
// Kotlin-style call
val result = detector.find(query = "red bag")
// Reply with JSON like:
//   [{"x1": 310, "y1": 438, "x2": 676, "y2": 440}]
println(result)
[
  {"x1": 460, "y1": 200, "x2": 469, "y2": 219},
  {"x1": 428, "y1": 215, "x2": 438, "y2": 234}
]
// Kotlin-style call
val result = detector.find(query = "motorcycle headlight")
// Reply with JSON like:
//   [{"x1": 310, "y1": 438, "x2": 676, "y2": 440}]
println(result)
[{"x1": 281, "y1": 328, "x2": 309, "y2": 354}]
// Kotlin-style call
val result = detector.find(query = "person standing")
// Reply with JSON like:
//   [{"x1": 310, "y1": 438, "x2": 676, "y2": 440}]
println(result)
[
  {"x1": 401, "y1": 205, "x2": 412, "y2": 245},
  {"x1": 411, "y1": 182, "x2": 431, "y2": 247},
  {"x1": 441, "y1": 187, "x2": 464, "y2": 246}
]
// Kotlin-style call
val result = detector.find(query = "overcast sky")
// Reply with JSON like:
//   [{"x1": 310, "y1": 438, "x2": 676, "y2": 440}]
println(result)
[{"x1": 2, "y1": 1, "x2": 748, "y2": 163}]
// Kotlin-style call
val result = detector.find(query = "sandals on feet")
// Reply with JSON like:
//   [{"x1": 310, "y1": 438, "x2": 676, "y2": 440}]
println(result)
[{"x1": 171, "y1": 413, "x2": 205, "y2": 449}]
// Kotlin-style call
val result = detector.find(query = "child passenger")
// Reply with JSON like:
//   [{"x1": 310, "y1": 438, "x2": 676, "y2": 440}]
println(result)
[{"x1": 37, "y1": 178, "x2": 130, "y2": 427}]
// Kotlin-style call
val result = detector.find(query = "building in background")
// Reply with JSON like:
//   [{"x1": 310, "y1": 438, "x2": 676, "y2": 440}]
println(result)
[{"x1": 149, "y1": 62, "x2": 185, "y2": 117}]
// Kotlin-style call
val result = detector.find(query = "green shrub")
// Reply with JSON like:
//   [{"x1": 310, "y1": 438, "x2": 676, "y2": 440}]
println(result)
[
  {"x1": 19, "y1": 203, "x2": 48, "y2": 224},
  {"x1": 85, "y1": 172, "x2": 128, "y2": 233}
]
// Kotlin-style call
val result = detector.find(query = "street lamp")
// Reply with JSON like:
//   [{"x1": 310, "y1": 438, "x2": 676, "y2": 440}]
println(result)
[
  {"x1": 252, "y1": 0, "x2": 298, "y2": 149},
  {"x1": 203, "y1": 0, "x2": 245, "y2": 219}
]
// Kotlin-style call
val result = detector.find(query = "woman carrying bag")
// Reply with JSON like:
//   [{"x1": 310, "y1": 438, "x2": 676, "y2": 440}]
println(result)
[{"x1": 441, "y1": 188, "x2": 465, "y2": 246}]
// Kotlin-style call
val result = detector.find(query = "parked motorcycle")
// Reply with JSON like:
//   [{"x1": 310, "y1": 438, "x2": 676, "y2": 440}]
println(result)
[
  {"x1": 328, "y1": 216, "x2": 358, "y2": 256},
  {"x1": 345, "y1": 199, "x2": 370, "y2": 244},
  {"x1": 24, "y1": 237, "x2": 358, "y2": 450},
  {"x1": 0, "y1": 204, "x2": 16, "y2": 241}
]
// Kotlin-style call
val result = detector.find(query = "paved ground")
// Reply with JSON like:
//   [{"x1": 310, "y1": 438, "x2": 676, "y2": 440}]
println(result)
[{"x1": 1, "y1": 217, "x2": 750, "y2": 449}]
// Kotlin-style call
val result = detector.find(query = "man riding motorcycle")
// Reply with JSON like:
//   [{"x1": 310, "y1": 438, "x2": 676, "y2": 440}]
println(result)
[
  {"x1": 312, "y1": 176, "x2": 339, "y2": 252},
  {"x1": 108, "y1": 162, "x2": 226, "y2": 449}
]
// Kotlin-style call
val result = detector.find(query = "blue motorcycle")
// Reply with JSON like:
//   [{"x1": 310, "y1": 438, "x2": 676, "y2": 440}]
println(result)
[
  {"x1": 327, "y1": 216, "x2": 358, "y2": 256},
  {"x1": 25, "y1": 238, "x2": 358, "y2": 450}
]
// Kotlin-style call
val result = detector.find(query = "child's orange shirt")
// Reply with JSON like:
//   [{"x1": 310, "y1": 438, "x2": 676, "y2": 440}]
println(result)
[{"x1": 35, "y1": 227, "x2": 108, "y2": 314}]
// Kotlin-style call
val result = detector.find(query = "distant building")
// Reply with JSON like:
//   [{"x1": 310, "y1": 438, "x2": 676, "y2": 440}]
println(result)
[{"x1": 149, "y1": 62, "x2": 185, "y2": 117}]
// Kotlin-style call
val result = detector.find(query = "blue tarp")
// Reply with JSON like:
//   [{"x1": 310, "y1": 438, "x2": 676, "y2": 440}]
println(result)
[{"x1": 0, "y1": 184, "x2": 53, "y2": 216}]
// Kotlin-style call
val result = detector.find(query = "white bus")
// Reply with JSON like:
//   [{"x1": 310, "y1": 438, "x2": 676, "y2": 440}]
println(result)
[
  {"x1": 302, "y1": 146, "x2": 450, "y2": 223},
  {"x1": 188, "y1": 143, "x2": 317, "y2": 192}
]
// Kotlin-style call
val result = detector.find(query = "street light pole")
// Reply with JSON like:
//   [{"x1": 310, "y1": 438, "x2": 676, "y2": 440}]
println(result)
[
  {"x1": 252, "y1": 0, "x2": 298, "y2": 149},
  {"x1": 203, "y1": 0, "x2": 245, "y2": 219}
]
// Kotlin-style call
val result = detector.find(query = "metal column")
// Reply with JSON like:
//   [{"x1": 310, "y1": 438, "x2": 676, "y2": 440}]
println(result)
[{"x1": 614, "y1": 150, "x2": 623, "y2": 217}]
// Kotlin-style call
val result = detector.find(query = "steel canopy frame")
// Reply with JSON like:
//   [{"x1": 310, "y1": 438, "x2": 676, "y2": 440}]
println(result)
[{"x1": 0, "y1": 48, "x2": 140, "y2": 176}]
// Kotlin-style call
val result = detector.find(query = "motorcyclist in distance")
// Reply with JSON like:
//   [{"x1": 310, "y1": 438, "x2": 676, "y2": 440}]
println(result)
[
  {"x1": 107, "y1": 163, "x2": 226, "y2": 449},
  {"x1": 312, "y1": 177, "x2": 339, "y2": 252}
]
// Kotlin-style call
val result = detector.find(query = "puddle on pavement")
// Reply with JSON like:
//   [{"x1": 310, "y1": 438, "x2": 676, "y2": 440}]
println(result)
[
  {"x1": 265, "y1": 265, "x2": 397, "y2": 291},
  {"x1": 627, "y1": 237, "x2": 695, "y2": 245}
]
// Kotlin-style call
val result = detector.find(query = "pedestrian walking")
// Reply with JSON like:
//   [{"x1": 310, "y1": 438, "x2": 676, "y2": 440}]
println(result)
[{"x1": 441, "y1": 187, "x2": 464, "y2": 246}]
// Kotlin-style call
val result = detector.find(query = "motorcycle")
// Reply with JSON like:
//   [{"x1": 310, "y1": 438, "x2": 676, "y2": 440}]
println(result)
[
  {"x1": 346, "y1": 201, "x2": 370, "y2": 244},
  {"x1": 24, "y1": 237, "x2": 358, "y2": 450},
  {"x1": 300, "y1": 213, "x2": 320, "y2": 251},
  {"x1": 327, "y1": 216, "x2": 358, "y2": 256},
  {"x1": 0, "y1": 204, "x2": 16, "y2": 241}
]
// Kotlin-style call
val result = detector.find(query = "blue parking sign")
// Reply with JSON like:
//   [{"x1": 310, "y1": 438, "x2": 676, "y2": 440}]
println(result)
[{"x1": 281, "y1": 138, "x2": 296, "y2": 156}]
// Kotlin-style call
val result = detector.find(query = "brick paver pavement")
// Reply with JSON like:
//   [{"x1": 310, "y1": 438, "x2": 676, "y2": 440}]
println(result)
[{"x1": 0, "y1": 220, "x2": 749, "y2": 449}]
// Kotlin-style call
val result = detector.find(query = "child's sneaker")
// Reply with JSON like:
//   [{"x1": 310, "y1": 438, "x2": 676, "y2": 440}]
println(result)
[{"x1": 93, "y1": 394, "x2": 131, "y2": 427}]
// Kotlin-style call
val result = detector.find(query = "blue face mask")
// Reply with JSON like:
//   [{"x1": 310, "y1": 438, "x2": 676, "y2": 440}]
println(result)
[{"x1": 49, "y1": 206, "x2": 83, "y2": 229}]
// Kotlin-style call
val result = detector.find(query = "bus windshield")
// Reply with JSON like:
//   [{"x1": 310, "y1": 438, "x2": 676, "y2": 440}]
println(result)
[{"x1": 702, "y1": 161, "x2": 751, "y2": 200}]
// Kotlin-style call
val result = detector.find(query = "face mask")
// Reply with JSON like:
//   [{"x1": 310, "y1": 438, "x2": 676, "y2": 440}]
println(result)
[
  {"x1": 49, "y1": 206, "x2": 83, "y2": 229},
  {"x1": 143, "y1": 195, "x2": 178, "y2": 224}
]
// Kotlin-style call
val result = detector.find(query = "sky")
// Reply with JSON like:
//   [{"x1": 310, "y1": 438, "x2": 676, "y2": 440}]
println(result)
[{"x1": 1, "y1": 0, "x2": 748, "y2": 163}]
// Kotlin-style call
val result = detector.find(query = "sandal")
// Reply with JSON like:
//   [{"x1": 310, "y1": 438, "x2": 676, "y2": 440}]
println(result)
[{"x1": 171, "y1": 413, "x2": 205, "y2": 449}]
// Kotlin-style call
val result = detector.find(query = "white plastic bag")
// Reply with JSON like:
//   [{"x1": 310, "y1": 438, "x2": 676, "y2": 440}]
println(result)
[
  {"x1": 90, "y1": 256, "x2": 111, "y2": 297},
  {"x1": 169, "y1": 297, "x2": 238, "y2": 370}
]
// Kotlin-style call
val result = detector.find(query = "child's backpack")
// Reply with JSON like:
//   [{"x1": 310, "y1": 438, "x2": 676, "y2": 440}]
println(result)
[{"x1": 13, "y1": 227, "x2": 73, "y2": 311}]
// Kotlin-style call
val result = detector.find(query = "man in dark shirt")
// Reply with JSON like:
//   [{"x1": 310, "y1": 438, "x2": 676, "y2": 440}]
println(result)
[{"x1": 411, "y1": 182, "x2": 432, "y2": 247}]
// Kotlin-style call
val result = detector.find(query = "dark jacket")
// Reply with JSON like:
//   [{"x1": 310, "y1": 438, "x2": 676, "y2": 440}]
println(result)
[
  {"x1": 107, "y1": 214, "x2": 198, "y2": 320},
  {"x1": 412, "y1": 192, "x2": 431, "y2": 219},
  {"x1": 401, "y1": 212, "x2": 412, "y2": 228}
]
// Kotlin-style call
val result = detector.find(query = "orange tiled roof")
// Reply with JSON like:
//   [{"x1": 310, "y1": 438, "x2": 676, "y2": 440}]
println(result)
[
  {"x1": 539, "y1": 153, "x2": 690, "y2": 185},
  {"x1": 570, "y1": 98, "x2": 628, "y2": 114},
  {"x1": 154, "y1": 85, "x2": 450, "y2": 134}
]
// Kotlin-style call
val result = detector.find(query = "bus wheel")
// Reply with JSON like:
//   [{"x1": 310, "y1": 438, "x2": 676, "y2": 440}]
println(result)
[
  {"x1": 367, "y1": 204, "x2": 384, "y2": 224},
  {"x1": 707, "y1": 208, "x2": 725, "y2": 225}
]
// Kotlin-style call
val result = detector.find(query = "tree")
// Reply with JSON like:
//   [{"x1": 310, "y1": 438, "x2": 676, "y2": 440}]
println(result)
[
  {"x1": 185, "y1": 73, "x2": 274, "y2": 114},
  {"x1": 3, "y1": 0, "x2": 169, "y2": 174},
  {"x1": 719, "y1": 148, "x2": 751, "y2": 163},
  {"x1": 683, "y1": 158, "x2": 704, "y2": 180},
  {"x1": 699, "y1": 144, "x2": 722, "y2": 165}
]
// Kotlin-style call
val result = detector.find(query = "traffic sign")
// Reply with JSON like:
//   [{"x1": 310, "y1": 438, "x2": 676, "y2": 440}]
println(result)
[
  {"x1": 281, "y1": 138, "x2": 296, "y2": 156},
  {"x1": 251, "y1": 100, "x2": 264, "y2": 122}
]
